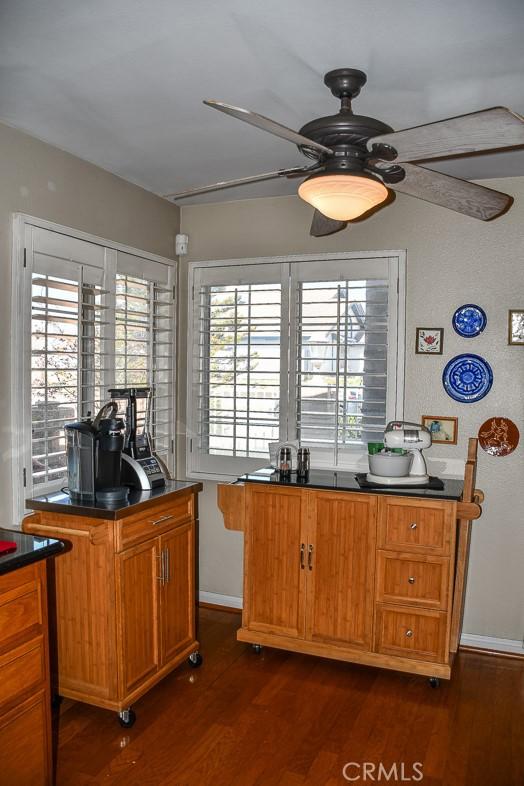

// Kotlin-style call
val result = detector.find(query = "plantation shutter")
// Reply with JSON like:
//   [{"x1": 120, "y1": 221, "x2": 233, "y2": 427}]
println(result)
[
  {"x1": 187, "y1": 253, "x2": 403, "y2": 478},
  {"x1": 190, "y1": 263, "x2": 285, "y2": 476},
  {"x1": 115, "y1": 252, "x2": 175, "y2": 464},
  {"x1": 28, "y1": 227, "x2": 108, "y2": 488},
  {"x1": 290, "y1": 257, "x2": 394, "y2": 466}
]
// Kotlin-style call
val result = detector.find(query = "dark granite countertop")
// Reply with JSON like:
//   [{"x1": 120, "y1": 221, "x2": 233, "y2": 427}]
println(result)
[
  {"x1": 239, "y1": 467, "x2": 464, "y2": 501},
  {"x1": 0, "y1": 527, "x2": 64, "y2": 575},
  {"x1": 26, "y1": 479, "x2": 203, "y2": 520}
]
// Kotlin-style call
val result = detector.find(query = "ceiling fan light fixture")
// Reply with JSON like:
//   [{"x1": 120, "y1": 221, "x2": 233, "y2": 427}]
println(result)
[{"x1": 298, "y1": 173, "x2": 389, "y2": 221}]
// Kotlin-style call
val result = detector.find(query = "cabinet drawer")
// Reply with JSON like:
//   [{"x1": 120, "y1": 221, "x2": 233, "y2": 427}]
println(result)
[
  {"x1": 116, "y1": 493, "x2": 193, "y2": 551},
  {"x1": 378, "y1": 498, "x2": 454, "y2": 555},
  {"x1": 0, "y1": 637, "x2": 46, "y2": 711},
  {"x1": 0, "y1": 578, "x2": 42, "y2": 651},
  {"x1": 376, "y1": 552, "x2": 450, "y2": 610},
  {"x1": 375, "y1": 604, "x2": 447, "y2": 663}
]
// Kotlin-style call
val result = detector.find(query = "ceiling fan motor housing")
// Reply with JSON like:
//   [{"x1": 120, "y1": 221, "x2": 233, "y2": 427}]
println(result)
[{"x1": 299, "y1": 69, "x2": 395, "y2": 172}]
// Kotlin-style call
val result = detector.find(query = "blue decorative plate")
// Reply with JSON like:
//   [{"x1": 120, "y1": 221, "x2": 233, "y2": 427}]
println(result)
[
  {"x1": 442, "y1": 354, "x2": 493, "y2": 403},
  {"x1": 452, "y1": 304, "x2": 487, "y2": 337}
]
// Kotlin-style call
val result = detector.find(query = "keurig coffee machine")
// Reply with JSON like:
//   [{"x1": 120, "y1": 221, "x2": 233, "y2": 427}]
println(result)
[{"x1": 65, "y1": 404, "x2": 128, "y2": 504}]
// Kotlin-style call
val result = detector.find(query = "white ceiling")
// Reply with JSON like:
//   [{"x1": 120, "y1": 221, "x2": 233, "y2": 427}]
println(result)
[{"x1": 1, "y1": 0, "x2": 524, "y2": 205}]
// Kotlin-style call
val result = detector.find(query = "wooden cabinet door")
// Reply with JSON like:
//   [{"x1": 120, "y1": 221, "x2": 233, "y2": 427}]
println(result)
[
  {"x1": 117, "y1": 539, "x2": 160, "y2": 695},
  {"x1": 159, "y1": 521, "x2": 195, "y2": 665},
  {"x1": 244, "y1": 485, "x2": 307, "y2": 639},
  {"x1": 306, "y1": 492, "x2": 377, "y2": 650},
  {"x1": 0, "y1": 690, "x2": 51, "y2": 786}
]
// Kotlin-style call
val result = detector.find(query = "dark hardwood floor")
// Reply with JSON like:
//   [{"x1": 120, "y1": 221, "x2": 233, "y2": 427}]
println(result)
[{"x1": 55, "y1": 609, "x2": 524, "y2": 785}]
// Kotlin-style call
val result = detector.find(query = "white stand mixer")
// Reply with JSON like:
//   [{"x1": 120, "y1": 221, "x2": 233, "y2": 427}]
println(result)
[{"x1": 366, "y1": 421, "x2": 432, "y2": 486}]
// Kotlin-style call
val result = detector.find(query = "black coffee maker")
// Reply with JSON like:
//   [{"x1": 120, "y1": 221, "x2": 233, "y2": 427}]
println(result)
[{"x1": 65, "y1": 404, "x2": 128, "y2": 504}]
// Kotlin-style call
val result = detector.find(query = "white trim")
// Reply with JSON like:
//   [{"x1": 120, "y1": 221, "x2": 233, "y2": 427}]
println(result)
[
  {"x1": 460, "y1": 634, "x2": 524, "y2": 655},
  {"x1": 199, "y1": 591, "x2": 243, "y2": 610},
  {"x1": 197, "y1": 592, "x2": 524, "y2": 657},
  {"x1": 10, "y1": 215, "x2": 30, "y2": 524},
  {"x1": 187, "y1": 250, "x2": 407, "y2": 480},
  {"x1": 12, "y1": 213, "x2": 176, "y2": 267}
]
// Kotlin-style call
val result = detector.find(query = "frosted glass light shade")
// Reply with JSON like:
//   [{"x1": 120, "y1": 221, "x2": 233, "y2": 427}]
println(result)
[{"x1": 298, "y1": 174, "x2": 389, "y2": 221}]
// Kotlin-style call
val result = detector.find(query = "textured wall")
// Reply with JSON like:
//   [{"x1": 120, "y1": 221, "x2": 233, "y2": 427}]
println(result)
[
  {"x1": 181, "y1": 178, "x2": 524, "y2": 642},
  {"x1": 0, "y1": 121, "x2": 179, "y2": 525}
]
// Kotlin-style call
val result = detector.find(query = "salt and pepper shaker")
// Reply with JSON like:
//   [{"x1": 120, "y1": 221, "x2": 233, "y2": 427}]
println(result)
[
  {"x1": 278, "y1": 446, "x2": 292, "y2": 479},
  {"x1": 296, "y1": 447, "x2": 310, "y2": 480}
]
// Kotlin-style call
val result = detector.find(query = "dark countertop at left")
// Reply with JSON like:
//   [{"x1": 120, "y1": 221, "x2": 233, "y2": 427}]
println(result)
[
  {"x1": 0, "y1": 527, "x2": 64, "y2": 575},
  {"x1": 26, "y1": 479, "x2": 203, "y2": 520}
]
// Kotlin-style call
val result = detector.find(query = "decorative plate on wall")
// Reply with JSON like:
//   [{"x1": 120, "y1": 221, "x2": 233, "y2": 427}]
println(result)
[
  {"x1": 442, "y1": 354, "x2": 493, "y2": 403},
  {"x1": 452, "y1": 304, "x2": 487, "y2": 337},
  {"x1": 478, "y1": 417, "x2": 519, "y2": 456}
]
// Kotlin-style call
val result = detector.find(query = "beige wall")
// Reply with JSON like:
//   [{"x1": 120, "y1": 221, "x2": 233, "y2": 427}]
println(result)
[
  {"x1": 181, "y1": 179, "x2": 524, "y2": 643},
  {"x1": 0, "y1": 121, "x2": 179, "y2": 523}
]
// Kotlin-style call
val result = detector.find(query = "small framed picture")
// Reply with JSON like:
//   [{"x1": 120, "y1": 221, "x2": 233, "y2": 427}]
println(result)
[
  {"x1": 508, "y1": 310, "x2": 524, "y2": 345},
  {"x1": 422, "y1": 416, "x2": 458, "y2": 445},
  {"x1": 415, "y1": 327, "x2": 443, "y2": 354}
]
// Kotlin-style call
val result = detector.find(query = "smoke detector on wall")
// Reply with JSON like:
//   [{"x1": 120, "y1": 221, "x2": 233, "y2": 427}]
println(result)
[{"x1": 176, "y1": 233, "x2": 189, "y2": 256}]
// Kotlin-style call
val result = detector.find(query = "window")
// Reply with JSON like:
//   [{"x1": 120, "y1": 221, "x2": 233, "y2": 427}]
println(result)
[
  {"x1": 197, "y1": 282, "x2": 282, "y2": 459},
  {"x1": 13, "y1": 218, "x2": 176, "y2": 516},
  {"x1": 187, "y1": 253, "x2": 405, "y2": 479}
]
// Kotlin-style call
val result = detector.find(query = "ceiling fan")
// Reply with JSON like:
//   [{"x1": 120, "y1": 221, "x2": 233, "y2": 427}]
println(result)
[{"x1": 165, "y1": 68, "x2": 524, "y2": 236}]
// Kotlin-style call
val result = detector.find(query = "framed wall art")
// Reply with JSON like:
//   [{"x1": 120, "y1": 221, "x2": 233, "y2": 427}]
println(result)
[
  {"x1": 415, "y1": 327, "x2": 443, "y2": 354},
  {"x1": 422, "y1": 415, "x2": 458, "y2": 445},
  {"x1": 508, "y1": 310, "x2": 524, "y2": 345}
]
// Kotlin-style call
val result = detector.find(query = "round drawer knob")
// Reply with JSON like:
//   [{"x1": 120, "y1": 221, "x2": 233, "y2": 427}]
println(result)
[
  {"x1": 408, "y1": 576, "x2": 416, "y2": 584},
  {"x1": 405, "y1": 629, "x2": 414, "y2": 638},
  {"x1": 409, "y1": 522, "x2": 418, "y2": 530}
]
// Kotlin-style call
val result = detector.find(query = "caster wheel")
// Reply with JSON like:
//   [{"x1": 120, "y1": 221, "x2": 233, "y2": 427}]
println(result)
[
  {"x1": 188, "y1": 652, "x2": 203, "y2": 668},
  {"x1": 118, "y1": 708, "x2": 136, "y2": 728},
  {"x1": 428, "y1": 677, "x2": 440, "y2": 689},
  {"x1": 252, "y1": 644, "x2": 263, "y2": 654}
]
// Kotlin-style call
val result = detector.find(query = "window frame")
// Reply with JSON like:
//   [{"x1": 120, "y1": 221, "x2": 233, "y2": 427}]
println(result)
[
  {"x1": 11, "y1": 213, "x2": 177, "y2": 523},
  {"x1": 186, "y1": 251, "x2": 406, "y2": 481}
]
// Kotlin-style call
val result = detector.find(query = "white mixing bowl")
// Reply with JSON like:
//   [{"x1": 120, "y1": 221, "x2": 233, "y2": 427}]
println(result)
[{"x1": 368, "y1": 451, "x2": 413, "y2": 477}]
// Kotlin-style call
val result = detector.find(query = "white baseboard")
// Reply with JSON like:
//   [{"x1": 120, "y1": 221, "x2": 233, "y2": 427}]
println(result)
[
  {"x1": 199, "y1": 591, "x2": 243, "y2": 610},
  {"x1": 460, "y1": 633, "x2": 524, "y2": 655},
  {"x1": 199, "y1": 592, "x2": 524, "y2": 656}
]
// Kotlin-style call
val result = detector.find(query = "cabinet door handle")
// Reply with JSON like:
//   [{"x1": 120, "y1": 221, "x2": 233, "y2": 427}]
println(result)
[
  {"x1": 300, "y1": 543, "x2": 305, "y2": 569},
  {"x1": 408, "y1": 576, "x2": 416, "y2": 584},
  {"x1": 409, "y1": 522, "x2": 418, "y2": 530},
  {"x1": 307, "y1": 544, "x2": 314, "y2": 570},
  {"x1": 151, "y1": 514, "x2": 176, "y2": 526},
  {"x1": 405, "y1": 629, "x2": 414, "y2": 638},
  {"x1": 165, "y1": 547, "x2": 170, "y2": 583},
  {"x1": 156, "y1": 552, "x2": 164, "y2": 585}
]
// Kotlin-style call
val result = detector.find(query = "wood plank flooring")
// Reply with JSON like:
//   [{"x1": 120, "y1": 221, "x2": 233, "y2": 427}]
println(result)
[{"x1": 55, "y1": 608, "x2": 524, "y2": 785}]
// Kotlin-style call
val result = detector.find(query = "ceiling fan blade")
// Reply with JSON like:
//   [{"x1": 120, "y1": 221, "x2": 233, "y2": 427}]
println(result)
[
  {"x1": 368, "y1": 107, "x2": 524, "y2": 163},
  {"x1": 204, "y1": 100, "x2": 333, "y2": 155},
  {"x1": 164, "y1": 166, "x2": 314, "y2": 200},
  {"x1": 310, "y1": 210, "x2": 348, "y2": 237},
  {"x1": 388, "y1": 163, "x2": 512, "y2": 220}
]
